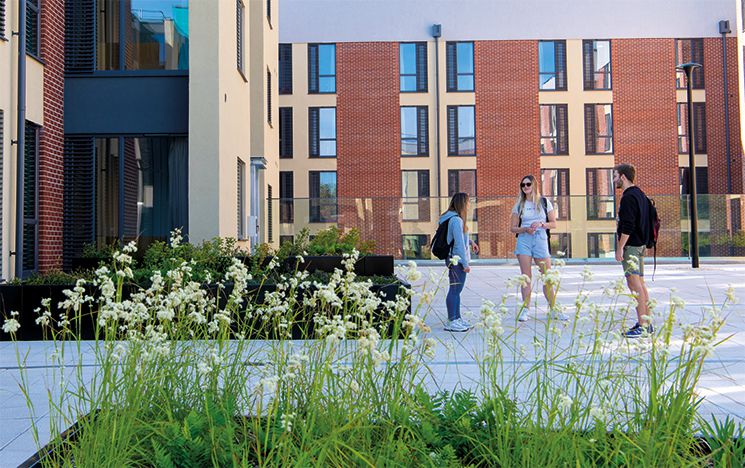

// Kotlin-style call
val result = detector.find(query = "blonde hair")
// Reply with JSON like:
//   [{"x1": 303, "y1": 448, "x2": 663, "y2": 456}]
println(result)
[
  {"x1": 513, "y1": 175, "x2": 543, "y2": 216},
  {"x1": 445, "y1": 192, "x2": 469, "y2": 233}
]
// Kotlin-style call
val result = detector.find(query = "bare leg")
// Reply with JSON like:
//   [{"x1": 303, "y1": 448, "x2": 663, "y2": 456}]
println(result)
[
  {"x1": 626, "y1": 274, "x2": 650, "y2": 325},
  {"x1": 534, "y1": 257, "x2": 555, "y2": 309},
  {"x1": 517, "y1": 255, "x2": 533, "y2": 308}
]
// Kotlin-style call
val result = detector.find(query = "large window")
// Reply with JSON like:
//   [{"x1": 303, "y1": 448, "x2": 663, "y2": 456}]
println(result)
[
  {"x1": 541, "y1": 169, "x2": 570, "y2": 220},
  {"x1": 279, "y1": 107, "x2": 293, "y2": 158},
  {"x1": 1, "y1": 0, "x2": 6, "y2": 38},
  {"x1": 540, "y1": 104, "x2": 568, "y2": 155},
  {"x1": 586, "y1": 168, "x2": 615, "y2": 220},
  {"x1": 584, "y1": 104, "x2": 613, "y2": 154},
  {"x1": 308, "y1": 43, "x2": 336, "y2": 93},
  {"x1": 96, "y1": 0, "x2": 190, "y2": 71},
  {"x1": 538, "y1": 40, "x2": 567, "y2": 91},
  {"x1": 267, "y1": 70, "x2": 272, "y2": 124},
  {"x1": 401, "y1": 106, "x2": 428, "y2": 156},
  {"x1": 400, "y1": 42, "x2": 428, "y2": 92},
  {"x1": 23, "y1": 122, "x2": 40, "y2": 275},
  {"x1": 402, "y1": 234, "x2": 430, "y2": 259},
  {"x1": 237, "y1": 0, "x2": 244, "y2": 73},
  {"x1": 94, "y1": 136, "x2": 189, "y2": 247},
  {"x1": 448, "y1": 169, "x2": 477, "y2": 221},
  {"x1": 237, "y1": 159, "x2": 246, "y2": 238},
  {"x1": 402, "y1": 170, "x2": 430, "y2": 222},
  {"x1": 680, "y1": 166, "x2": 709, "y2": 220},
  {"x1": 280, "y1": 171, "x2": 294, "y2": 223},
  {"x1": 677, "y1": 102, "x2": 707, "y2": 154},
  {"x1": 583, "y1": 40, "x2": 611, "y2": 90},
  {"x1": 309, "y1": 107, "x2": 336, "y2": 158},
  {"x1": 551, "y1": 233, "x2": 572, "y2": 258},
  {"x1": 446, "y1": 42, "x2": 474, "y2": 91},
  {"x1": 675, "y1": 39, "x2": 704, "y2": 89},
  {"x1": 447, "y1": 106, "x2": 475, "y2": 156},
  {"x1": 309, "y1": 171, "x2": 337, "y2": 223},
  {"x1": 279, "y1": 43, "x2": 293, "y2": 94},
  {"x1": 26, "y1": 0, "x2": 40, "y2": 57},
  {"x1": 587, "y1": 233, "x2": 616, "y2": 258}
]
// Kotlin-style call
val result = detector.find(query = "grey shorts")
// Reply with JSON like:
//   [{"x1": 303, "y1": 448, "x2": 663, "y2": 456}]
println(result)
[{"x1": 622, "y1": 245, "x2": 645, "y2": 277}]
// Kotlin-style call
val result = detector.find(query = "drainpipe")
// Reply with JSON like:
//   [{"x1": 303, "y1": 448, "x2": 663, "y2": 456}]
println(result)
[
  {"x1": 15, "y1": 1, "x2": 28, "y2": 278},
  {"x1": 719, "y1": 20, "x2": 732, "y2": 194},
  {"x1": 432, "y1": 24, "x2": 442, "y2": 199}
]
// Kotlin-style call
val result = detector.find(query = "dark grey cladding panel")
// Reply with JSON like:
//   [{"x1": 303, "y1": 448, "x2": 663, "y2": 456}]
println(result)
[{"x1": 64, "y1": 74, "x2": 189, "y2": 135}]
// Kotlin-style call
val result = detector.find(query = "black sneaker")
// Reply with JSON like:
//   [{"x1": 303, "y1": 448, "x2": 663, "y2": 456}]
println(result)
[{"x1": 623, "y1": 322, "x2": 654, "y2": 338}]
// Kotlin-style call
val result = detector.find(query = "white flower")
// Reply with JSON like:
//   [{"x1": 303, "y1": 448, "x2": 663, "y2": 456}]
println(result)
[
  {"x1": 558, "y1": 393, "x2": 573, "y2": 412},
  {"x1": 3, "y1": 317, "x2": 20, "y2": 334},
  {"x1": 280, "y1": 412, "x2": 296, "y2": 433},
  {"x1": 670, "y1": 294, "x2": 686, "y2": 310},
  {"x1": 589, "y1": 405, "x2": 605, "y2": 420},
  {"x1": 449, "y1": 255, "x2": 461, "y2": 266},
  {"x1": 169, "y1": 228, "x2": 183, "y2": 247},
  {"x1": 581, "y1": 266, "x2": 594, "y2": 282},
  {"x1": 556, "y1": 250, "x2": 566, "y2": 257},
  {"x1": 349, "y1": 380, "x2": 360, "y2": 393},
  {"x1": 725, "y1": 285, "x2": 738, "y2": 304}
]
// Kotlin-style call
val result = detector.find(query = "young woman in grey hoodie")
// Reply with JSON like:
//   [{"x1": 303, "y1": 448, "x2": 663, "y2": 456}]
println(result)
[{"x1": 438, "y1": 192, "x2": 479, "y2": 332}]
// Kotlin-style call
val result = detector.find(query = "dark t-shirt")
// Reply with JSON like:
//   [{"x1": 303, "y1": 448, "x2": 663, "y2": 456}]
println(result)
[{"x1": 617, "y1": 186, "x2": 649, "y2": 247}]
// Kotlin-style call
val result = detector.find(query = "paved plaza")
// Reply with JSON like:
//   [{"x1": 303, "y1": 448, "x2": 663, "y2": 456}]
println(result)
[{"x1": 1, "y1": 262, "x2": 744, "y2": 466}]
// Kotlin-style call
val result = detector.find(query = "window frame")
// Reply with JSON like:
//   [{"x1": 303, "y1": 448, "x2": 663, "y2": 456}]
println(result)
[
  {"x1": 538, "y1": 40, "x2": 567, "y2": 91},
  {"x1": 25, "y1": 0, "x2": 41, "y2": 59},
  {"x1": 401, "y1": 170, "x2": 431, "y2": 222},
  {"x1": 279, "y1": 107, "x2": 293, "y2": 159},
  {"x1": 402, "y1": 234, "x2": 431, "y2": 259},
  {"x1": 309, "y1": 107, "x2": 337, "y2": 158},
  {"x1": 446, "y1": 41, "x2": 475, "y2": 92},
  {"x1": 540, "y1": 104, "x2": 569, "y2": 155},
  {"x1": 585, "y1": 168, "x2": 616, "y2": 221},
  {"x1": 237, "y1": 0, "x2": 245, "y2": 75},
  {"x1": 309, "y1": 170, "x2": 338, "y2": 223},
  {"x1": 278, "y1": 43, "x2": 293, "y2": 95},
  {"x1": 400, "y1": 106, "x2": 429, "y2": 157},
  {"x1": 237, "y1": 158, "x2": 246, "y2": 239},
  {"x1": 22, "y1": 122, "x2": 40, "y2": 276},
  {"x1": 675, "y1": 38, "x2": 704, "y2": 89},
  {"x1": 587, "y1": 232, "x2": 617, "y2": 258},
  {"x1": 582, "y1": 39, "x2": 612, "y2": 90},
  {"x1": 447, "y1": 105, "x2": 476, "y2": 156},
  {"x1": 308, "y1": 43, "x2": 336, "y2": 94},
  {"x1": 279, "y1": 171, "x2": 294, "y2": 224},
  {"x1": 399, "y1": 42, "x2": 428, "y2": 93},
  {"x1": 677, "y1": 102, "x2": 707, "y2": 154},
  {"x1": 584, "y1": 103, "x2": 614, "y2": 155},
  {"x1": 541, "y1": 168, "x2": 571, "y2": 220}
]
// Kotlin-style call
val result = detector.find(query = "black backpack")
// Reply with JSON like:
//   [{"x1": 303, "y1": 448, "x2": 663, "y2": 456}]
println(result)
[
  {"x1": 516, "y1": 197, "x2": 552, "y2": 254},
  {"x1": 431, "y1": 217, "x2": 455, "y2": 260},
  {"x1": 646, "y1": 196, "x2": 661, "y2": 277}
]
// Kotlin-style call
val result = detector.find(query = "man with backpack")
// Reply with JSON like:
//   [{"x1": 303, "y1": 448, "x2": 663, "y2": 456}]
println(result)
[{"x1": 614, "y1": 163, "x2": 654, "y2": 338}]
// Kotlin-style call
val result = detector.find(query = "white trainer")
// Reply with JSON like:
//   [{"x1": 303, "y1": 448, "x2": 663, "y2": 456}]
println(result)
[
  {"x1": 444, "y1": 319, "x2": 469, "y2": 332},
  {"x1": 517, "y1": 309, "x2": 530, "y2": 322}
]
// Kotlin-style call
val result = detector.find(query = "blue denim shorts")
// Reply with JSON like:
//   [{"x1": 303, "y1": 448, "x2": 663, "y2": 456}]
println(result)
[{"x1": 514, "y1": 231, "x2": 550, "y2": 259}]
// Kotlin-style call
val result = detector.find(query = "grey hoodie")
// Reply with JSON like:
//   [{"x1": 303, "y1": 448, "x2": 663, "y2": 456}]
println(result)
[{"x1": 438, "y1": 211, "x2": 470, "y2": 268}]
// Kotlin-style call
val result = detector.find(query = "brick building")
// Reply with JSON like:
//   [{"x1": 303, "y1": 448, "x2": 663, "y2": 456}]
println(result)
[{"x1": 277, "y1": 0, "x2": 745, "y2": 259}]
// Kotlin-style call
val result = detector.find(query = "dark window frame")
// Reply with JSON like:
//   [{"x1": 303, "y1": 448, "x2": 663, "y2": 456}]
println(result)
[
  {"x1": 587, "y1": 232, "x2": 617, "y2": 258},
  {"x1": 308, "y1": 43, "x2": 336, "y2": 94},
  {"x1": 399, "y1": 42, "x2": 428, "y2": 93},
  {"x1": 267, "y1": 69, "x2": 272, "y2": 125},
  {"x1": 446, "y1": 41, "x2": 475, "y2": 92},
  {"x1": 26, "y1": 0, "x2": 41, "y2": 58},
  {"x1": 585, "y1": 168, "x2": 616, "y2": 220},
  {"x1": 675, "y1": 38, "x2": 705, "y2": 89},
  {"x1": 279, "y1": 107, "x2": 293, "y2": 159},
  {"x1": 22, "y1": 122, "x2": 40, "y2": 276},
  {"x1": 400, "y1": 106, "x2": 429, "y2": 157},
  {"x1": 401, "y1": 170, "x2": 431, "y2": 222},
  {"x1": 540, "y1": 104, "x2": 569, "y2": 155},
  {"x1": 584, "y1": 103, "x2": 614, "y2": 155},
  {"x1": 402, "y1": 234, "x2": 431, "y2": 259},
  {"x1": 541, "y1": 168, "x2": 571, "y2": 220},
  {"x1": 278, "y1": 43, "x2": 293, "y2": 94},
  {"x1": 677, "y1": 102, "x2": 707, "y2": 154},
  {"x1": 582, "y1": 39, "x2": 612, "y2": 90},
  {"x1": 447, "y1": 105, "x2": 476, "y2": 156},
  {"x1": 538, "y1": 40, "x2": 567, "y2": 91},
  {"x1": 237, "y1": 0, "x2": 245, "y2": 75},
  {"x1": 309, "y1": 170, "x2": 338, "y2": 223},
  {"x1": 308, "y1": 107, "x2": 336, "y2": 158},
  {"x1": 237, "y1": 158, "x2": 246, "y2": 239},
  {"x1": 279, "y1": 171, "x2": 294, "y2": 223},
  {"x1": 1, "y1": 0, "x2": 7, "y2": 39}
]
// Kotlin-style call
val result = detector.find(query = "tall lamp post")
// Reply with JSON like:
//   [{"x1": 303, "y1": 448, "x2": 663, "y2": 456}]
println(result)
[{"x1": 676, "y1": 62, "x2": 702, "y2": 268}]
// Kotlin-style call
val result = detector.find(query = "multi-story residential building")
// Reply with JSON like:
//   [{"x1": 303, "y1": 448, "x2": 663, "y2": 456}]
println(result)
[
  {"x1": 277, "y1": 0, "x2": 745, "y2": 259},
  {"x1": 0, "y1": 0, "x2": 278, "y2": 279}
]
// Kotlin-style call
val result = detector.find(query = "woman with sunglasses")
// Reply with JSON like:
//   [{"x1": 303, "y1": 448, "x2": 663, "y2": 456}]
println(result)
[{"x1": 510, "y1": 175, "x2": 563, "y2": 322}]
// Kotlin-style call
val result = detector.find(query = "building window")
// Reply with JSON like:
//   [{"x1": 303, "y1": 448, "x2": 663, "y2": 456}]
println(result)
[
  {"x1": 584, "y1": 104, "x2": 613, "y2": 154},
  {"x1": 552, "y1": 233, "x2": 572, "y2": 258},
  {"x1": 279, "y1": 44, "x2": 293, "y2": 94},
  {"x1": 309, "y1": 171, "x2": 337, "y2": 223},
  {"x1": 96, "y1": 0, "x2": 190, "y2": 71},
  {"x1": 267, "y1": 69, "x2": 272, "y2": 124},
  {"x1": 401, "y1": 106, "x2": 429, "y2": 156},
  {"x1": 448, "y1": 169, "x2": 477, "y2": 221},
  {"x1": 237, "y1": 159, "x2": 246, "y2": 239},
  {"x1": 677, "y1": 102, "x2": 706, "y2": 154},
  {"x1": 402, "y1": 170, "x2": 430, "y2": 222},
  {"x1": 1, "y1": 0, "x2": 6, "y2": 38},
  {"x1": 279, "y1": 107, "x2": 293, "y2": 158},
  {"x1": 675, "y1": 39, "x2": 704, "y2": 89},
  {"x1": 538, "y1": 40, "x2": 567, "y2": 91},
  {"x1": 266, "y1": 0, "x2": 271, "y2": 24},
  {"x1": 280, "y1": 235, "x2": 293, "y2": 246},
  {"x1": 400, "y1": 42, "x2": 428, "y2": 92},
  {"x1": 541, "y1": 169, "x2": 570, "y2": 220},
  {"x1": 586, "y1": 168, "x2": 615, "y2": 220},
  {"x1": 583, "y1": 40, "x2": 611, "y2": 90},
  {"x1": 23, "y1": 122, "x2": 40, "y2": 275},
  {"x1": 26, "y1": 0, "x2": 40, "y2": 57},
  {"x1": 237, "y1": 0, "x2": 245, "y2": 73},
  {"x1": 540, "y1": 104, "x2": 568, "y2": 155},
  {"x1": 680, "y1": 166, "x2": 709, "y2": 220},
  {"x1": 308, "y1": 43, "x2": 336, "y2": 93},
  {"x1": 267, "y1": 185, "x2": 273, "y2": 242},
  {"x1": 446, "y1": 41, "x2": 474, "y2": 91},
  {"x1": 447, "y1": 105, "x2": 476, "y2": 156},
  {"x1": 587, "y1": 233, "x2": 616, "y2": 258},
  {"x1": 280, "y1": 171, "x2": 294, "y2": 223},
  {"x1": 309, "y1": 107, "x2": 336, "y2": 158},
  {"x1": 402, "y1": 234, "x2": 430, "y2": 259}
]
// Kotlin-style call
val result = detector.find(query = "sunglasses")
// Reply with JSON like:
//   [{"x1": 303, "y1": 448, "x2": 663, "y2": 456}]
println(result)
[{"x1": 521, "y1": 182, "x2": 532, "y2": 188}]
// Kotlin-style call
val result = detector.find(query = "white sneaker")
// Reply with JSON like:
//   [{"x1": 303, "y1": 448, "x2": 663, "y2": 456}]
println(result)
[
  {"x1": 551, "y1": 305, "x2": 569, "y2": 321},
  {"x1": 455, "y1": 318, "x2": 472, "y2": 329},
  {"x1": 444, "y1": 319, "x2": 469, "y2": 332},
  {"x1": 517, "y1": 309, "x2": 530, "y2": 322}
]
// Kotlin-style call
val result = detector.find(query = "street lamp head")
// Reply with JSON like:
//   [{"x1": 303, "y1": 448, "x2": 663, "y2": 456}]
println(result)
[{"x1": 676, "y1": 62, "x2": 702, "y2": 73}]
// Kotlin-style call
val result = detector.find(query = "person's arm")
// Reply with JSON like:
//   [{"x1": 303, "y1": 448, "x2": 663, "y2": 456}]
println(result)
[
  {"x1": 542, "y1": 206, "x2": 557, "y2": 230},
  {"x1": 616, "y1": 233, "x2": 629, "y2": 262},
  {"x1": 449, "y1": 217, "x2": 469, "y2": 268},
  {"x1": 511, "y1": 213, "x2": 533, "y2": 234}
]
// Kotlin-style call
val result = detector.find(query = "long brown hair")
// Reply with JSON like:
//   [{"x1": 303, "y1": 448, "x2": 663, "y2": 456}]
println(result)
[
  {"x1": 513, "y1": 175, "x2": 543, "y2": 216},
  {"x1": 446, "y1": 192, "x2": 469, "y2": 233}
]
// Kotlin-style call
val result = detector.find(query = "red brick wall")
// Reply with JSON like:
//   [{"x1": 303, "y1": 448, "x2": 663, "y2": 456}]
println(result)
[
  {"x1": 38, "y1": 0, "x2": 65, "y2": 272},
  {"x1": 474, "y1": 40, "x2": 539, "y2": 257},
  {"x1": 612, "y1": 39, "x2": 680, "y2": 256},
  {"x1": 704, "y1": 36, "x2": 743, "y2": 194},
  {"x1": 336, "y1": 42, "x2": 401, "y2": 256}
]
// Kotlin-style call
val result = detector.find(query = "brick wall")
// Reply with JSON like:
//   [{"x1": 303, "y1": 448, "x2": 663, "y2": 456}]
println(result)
[
  {"x1": 336, "y1": 42, "x2": 401, "y2": 256},
  {"x1": 612, "y1": 39, "x2": 680, "y2": 256},
  {"x1": 38, "y1": 0, "x2": 65, "y2": 272},
  {"x1": 474, "y1": 40, "x2": 539, "y2": 258}
]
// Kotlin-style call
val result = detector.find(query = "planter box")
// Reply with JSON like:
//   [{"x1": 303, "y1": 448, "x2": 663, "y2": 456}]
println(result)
[
  {"x1": 282, "y1": 255, "x2": 394, "y2": 277},
  {"x1": 69, "y1": 257, "x2": 108, "y2": 273}
]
